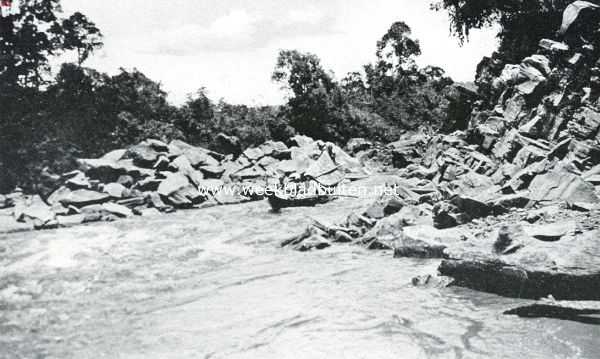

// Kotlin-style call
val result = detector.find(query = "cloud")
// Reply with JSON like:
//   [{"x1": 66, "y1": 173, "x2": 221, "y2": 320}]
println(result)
[{"x1": 143, "y1": 7, "x2": 336, "y2": 55}]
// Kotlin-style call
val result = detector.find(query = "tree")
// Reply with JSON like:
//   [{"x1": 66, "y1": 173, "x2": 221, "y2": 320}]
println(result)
[
  {"x1": 272, "y1": 49, "x2": 345, "y2": 140},
  {"x1": 431, "y1": 0, "x2": 571, "y2": 62},
  {"x1": 375, "y1": 21, "x2": 421, "y2": 75},
  {"x1": 0, "y1": 0, "x2": 103, "y2": 88}
]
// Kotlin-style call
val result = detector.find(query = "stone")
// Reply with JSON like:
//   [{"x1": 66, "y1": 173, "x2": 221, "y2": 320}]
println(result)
[
  {"x1": 439, "y1": 230, "x2": 600, "y2": 300},
  {"x1": 117, "y1": 175, "x2": 135, "y2": 188},
  {"x1": 242, "y1": 147, "x2": 265, "y2": 162},
  {"x1": 524, "y1": 222, "x2": 575, "y2": 242},
  {"x1": 363, "y1": 194, "x2": 405, "y2": 219},
  {"x1": 522, "y1": 55, "x2": 552, "y2": 76},
  {"x1": 123, "y1": 141, "x2": 164, "y2": 167},
  {"x1": 394, "y1": 225, "x2": 470, "y2": 259},
  {"x1": 199, "y1": 165, "x2": 225, "y2": 179},
  {"x1": 529, "y1": 171, "x2": 599, "y2": 203},
  {"x1": 169, "y1": 140, "x2": 221, "y2": 167},
  {"x1": 14, "y1": 195, "x2": 55, "y2": 224},
  {"x1": 64, "y1": 171, "x2": 91, "y2": 190},
  {"x1": 513, "y1": 146, "x2": 547, "y2": 168},
  {"x1": 56, "y1": 214, "x2": 86, "y2": 228},
  {"x1": 538, "y1": 39, "x2": 569, "y2": 53},
  {"x1": 558, "y1": 1, "x2": 600, "y2": 35},
  {"x1": 56, "y1": 189, "x2": 111, "y2": 208},
  {"x1": 102, "y1": 183, "x2": 127, "y2": 198},
  {"x1": 568, "y1": 107, "x2": 600, "y2": 140},
  {"x1": 433, "y1": 195, "x2": 493, "y2": 229},
  {"x1": 101, "y1": 202, "x2": 133, "y2": 218},
  {"x1": 493, "y1": 224, "x2": 528, "y2": 254},
  {"x1": 259, "y1": 141, "x2": 291, "y2": 160}
]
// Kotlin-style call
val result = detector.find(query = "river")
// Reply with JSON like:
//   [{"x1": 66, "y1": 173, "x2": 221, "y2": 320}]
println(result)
[{"x1": 1, "y1": 176, "x2": 598, "y2": 358}]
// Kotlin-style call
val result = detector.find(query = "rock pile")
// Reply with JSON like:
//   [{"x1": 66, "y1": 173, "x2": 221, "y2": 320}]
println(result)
[
  {"x1": 284, "y1": 3, "x2": 600, "y2": 300},
  {"x1": 0, "y1": 135, "x2": 368, "y2": 233}
]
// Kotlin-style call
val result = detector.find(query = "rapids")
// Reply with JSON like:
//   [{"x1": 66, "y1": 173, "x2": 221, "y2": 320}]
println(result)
[{"x1": 1, "y1": 176, "x2": 598, "y2": 358}]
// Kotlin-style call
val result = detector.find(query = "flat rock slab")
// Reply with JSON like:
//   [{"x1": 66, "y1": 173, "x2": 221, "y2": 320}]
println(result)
[{"x1": 439, "y1": 230, "x2": 600, "y2": 300}]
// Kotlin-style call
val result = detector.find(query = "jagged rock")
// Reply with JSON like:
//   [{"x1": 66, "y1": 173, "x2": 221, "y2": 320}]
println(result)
[
  {"x1": 388, "y1": 134, "x2": 428, "y2": 168},
  {"x1": 522, "y1": 55, "x2": 552, "y2": 76},
  {"x1": 513, "y1": 146, "x2": 547, "y2": 168},
  {"x1": 56, "y1": 189, "x2": 111, "y2": 208},
  {"x1": 568, "y1": 107, "x2": 600, "y2": 140},
  {"x1": 259, "y1": 141, "x2": 290, "y2": 160},
  {"x1": 529, "y1": 171, "x2": 599, "y2": 203},
  {"x1": 558, "y1": 0, "x2": 600, "y2": 35},
  {"x1": 489, "y1": 192, "x2": 532, "y2": 213},
  {"x1": 64, "y1": 171, "x2": 91, "y2": 190},
  {"x1": 117, "y1": 175, "x2": 135, "y2": 188},
  {"x1": 346, "y1": 138, "x2": 373, "y2": 154},
  {"x1": 56, "y1": 214, "x2": 86, "y2": 228},
  {"x1": 102, "y1": 183, "x2": 127, "y2": 198},
  {"x1": 157, "y1": 173, "x2": 203, "y2": 207},
  {"x1": 525, "y1": 221, "x2": 575, "y2": 242},
  {"x1": 0, "y1": 194, "x2": 13, "y2": 209},
  {"x1": 123, "y1": 141, "x2": 165, "y2": 167},
  {"x1": 504, "y1": 301, "x2": 600, "y2": 325},
  {"x1": 215, "y1": 133, "x2": 242, "y2": 156},
  {"x1": 433, "y1": 195, "x2": 492, "y2": 229},
  {"x1": 538, "y1": 39, "x2": 569, "y2": 53},
  {"x1": 199, "y1": 165, "x2": 225, "y2": 179},
  {"x1": 363, "y1": 194, "x2": 405, "y2": 219},
  {"x1": 14, "y1": 195, "x2": 55, "y2": 225},
  {"x1": 101, "y1": 202, "x2": 133, "y2": 218},
  {"x1": 439, "y1": 230, "x2": 600, "y2": 300},
  {"x1": 231, "y1": 165, "x2": 267, "y2": 181},
  {"x1": 169, "y1": 140, "x2": 221, "y2": 167},
  {"x1": 242, "y1": 147, "x2": 265, "y2": 162},
  {"x1": 394, "y1": 225, "x2": 470, "y2": 259}
]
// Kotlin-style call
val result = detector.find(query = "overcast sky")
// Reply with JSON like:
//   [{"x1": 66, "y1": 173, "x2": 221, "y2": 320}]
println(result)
[{"x1": 61, "y1": 0, "x2": 499, "y2": 105}]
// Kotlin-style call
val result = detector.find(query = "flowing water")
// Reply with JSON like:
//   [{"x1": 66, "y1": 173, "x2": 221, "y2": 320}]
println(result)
[{"x1": 1, "y1": 176, "x2": 599, "y2": 358}]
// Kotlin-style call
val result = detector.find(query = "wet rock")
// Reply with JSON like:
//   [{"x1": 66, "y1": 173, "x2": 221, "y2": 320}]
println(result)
[
  {"x1": 439, "y1": 230, "x2": 600, "y2": 300},
  {"x1": 412, "y1": 275, "x2": 454, "y2": 288},
  {"x1": 394, "y1": 225, "x2": 468, "y2": 259},
  {"x1": 504, "y1": 302, "x2": 600, "y2": 325}
]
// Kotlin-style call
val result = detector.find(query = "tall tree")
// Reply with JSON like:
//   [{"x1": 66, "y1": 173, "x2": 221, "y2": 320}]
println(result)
[{"x1": 0, "y1": 0, "x2": 103, "y2": 88}]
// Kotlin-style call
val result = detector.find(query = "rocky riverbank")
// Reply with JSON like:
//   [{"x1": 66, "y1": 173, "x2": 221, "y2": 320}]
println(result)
[
  {"x1": 0, "y1": 135, "x2": 370, "y2": 234},
  {"x1": 284, "y1": 1, "x2": 600, "y2": 303}
]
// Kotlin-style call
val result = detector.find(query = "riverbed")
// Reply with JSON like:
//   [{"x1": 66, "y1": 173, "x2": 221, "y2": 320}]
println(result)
[{"x1": 1, "y1": 176, "x2": 598, "y2": 358}]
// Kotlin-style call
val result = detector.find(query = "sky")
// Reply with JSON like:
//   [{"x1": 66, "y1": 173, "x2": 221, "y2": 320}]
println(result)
[{"x1": 61, "y1": 0, "x2": 499, "y2": 106}]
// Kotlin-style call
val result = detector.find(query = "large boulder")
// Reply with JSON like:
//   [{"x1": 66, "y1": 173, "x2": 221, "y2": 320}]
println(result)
[
  {"x1": 529, "y1": 171, "x2": 599, "y2": 203},
  {"x1": 54, "y1": 189, "x2": 111, "y2": 208},
  {"x1": 433, "y1": 195, "x2": 493, "y2": 229},
  {"x1": 439, "y1": 229, "x2": 600, "y2": 300}
]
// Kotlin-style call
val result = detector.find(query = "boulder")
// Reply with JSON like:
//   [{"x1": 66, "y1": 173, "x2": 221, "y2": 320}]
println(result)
[
  {"x1": 568, "y1": 107, "x2": 600, "y2": 140},
  {"x1": 529, "y1": 171, "x2": 599, "y2": 203},
  {"x1": 169, "y1": 140, "x2": 221, "y2": 167},
  {"x1": 433, "y1": 195, "x2": 493, "y2": 229},
  {"x1": 102, "y1": 183, "x2": 127, "y2": 199},
  {"x1": 259, "y1": 141, "x2": 291, "y2": 160},
  {"x1": 199, "y1": 165, "x2": 225, "y2": 179},
  {"x1": 56, "y1": 189, "x2": 111, "y2": 208},
  {"x1": 14, "y1": 195, "x2": 55, "y2": 224},
  {"x1": 242, "y1": 147, "x2": 265, "y2": 162},
  {"x1": 558, "y1": 0, "x2": 600, "y2": 35},
  {"x1": 394, "y1": 225, "x2": 469, "y2": 259},
  {"x1": 439, "y1": 230, "x2": 600, "y2": 300},
  {"x1": 101, "y1": 202, "x2": 133, "y2": 218},
  {"x1": 123, "y1": 141, "x2": 164, "y2": 168}
]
